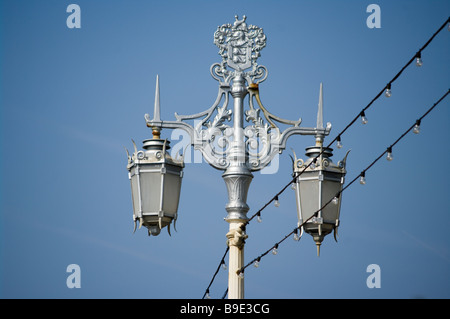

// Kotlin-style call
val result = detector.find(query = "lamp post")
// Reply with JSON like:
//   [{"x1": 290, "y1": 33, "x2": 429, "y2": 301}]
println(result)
[{"x1": 126, "y1": 15, "x2": 344, "y2": 299}]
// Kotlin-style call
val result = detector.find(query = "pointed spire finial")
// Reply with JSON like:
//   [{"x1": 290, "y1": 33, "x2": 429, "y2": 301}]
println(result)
[
  {"x1": 153, "y1": 75, "x2": 161, "y2": 122},
  {"x1": 315, "y1": 82, "x2": 324, "y2": 146},
  {"x1": 317, "y1": 82, "x2": 324, "y2": 129},
  {"x1": 152, "y1": 75, "x2": 161, "y2": 139}
]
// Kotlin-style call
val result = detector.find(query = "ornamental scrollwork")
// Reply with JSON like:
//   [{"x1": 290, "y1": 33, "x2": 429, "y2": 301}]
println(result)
[{"x1": 145, "y1": 16, "x2": 331, "y2": 172}]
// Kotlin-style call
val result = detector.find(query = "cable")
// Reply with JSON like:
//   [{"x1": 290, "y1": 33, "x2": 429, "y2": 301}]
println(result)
[
  {"x1": 236, "y1": 88, "x2": 449, "y2": 278},
  {"x1": 246, "y1": 15, "x2": 450, "y2": 226},
  {"x1": 201, "y1": 246, "x2": 229, "y2": 299},
  {"x1": 201, "y1": 15, "x2": 449, "y2": 299},
  {"x1": 222, "y1": 288, "x2": 228, "y2": 299},
  {"x1": 331, "y1": 15, "x2": 449, "y2": 148}
]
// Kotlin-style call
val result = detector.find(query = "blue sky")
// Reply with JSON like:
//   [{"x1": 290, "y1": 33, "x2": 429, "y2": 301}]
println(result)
[{"x1": 1, "y1": 0, "x2": 449, "y2": 298}]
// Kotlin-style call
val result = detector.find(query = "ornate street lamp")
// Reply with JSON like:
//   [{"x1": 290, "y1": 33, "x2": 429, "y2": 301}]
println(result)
[
  {"x1": 126, "y1": 76, "x2": 184, "y2": 236},
  {"x1": 126, "y1": 15, "x2": 344, "y2": 298},
  {"x1": 292, "y1": 84, "x2": 350, "y2": 256}
]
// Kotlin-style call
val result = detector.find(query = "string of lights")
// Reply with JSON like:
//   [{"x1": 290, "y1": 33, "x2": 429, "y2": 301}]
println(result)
[
  {"x1": 212, "y1": 84, "x2": 447, "y2": 298},
  {"x1": 201, "y1": 16, "x2": 449, "y2": 299},
  {"x1": 202, "y1": 247, "x2": 229, "y2": 299},
  {"x1": 236, "y1": 88, "x2": 449, "y2": 280},
  {"x1": 332, "y1": 15, "x2": 450, "y2": 150},
  {"x1": 245, "y1": 15, "x2": 450, "y2": 225}
]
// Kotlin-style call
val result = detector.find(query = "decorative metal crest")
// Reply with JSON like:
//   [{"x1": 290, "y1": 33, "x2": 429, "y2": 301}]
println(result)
[
  {"x1": 145, "y1": 16, "x2": 331, "y2": 172},
  {"x1": 212, "y1": 15, "x2": 268, "y2": 85}
]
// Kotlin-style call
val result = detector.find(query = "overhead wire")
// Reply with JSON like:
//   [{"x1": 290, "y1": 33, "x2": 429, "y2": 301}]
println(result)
[
  {"x1": 201, "y1": 15, "x2": 449, "y2": 299},
  {"x1": 246, "y1": 15, "x2": 450, "y2": 226},
  {"x1": 201, "y1": 247, "x2": 229, "y2": 299},
  {"x1": 236, "y1": 88, "x2": 449, "y2": 278}
]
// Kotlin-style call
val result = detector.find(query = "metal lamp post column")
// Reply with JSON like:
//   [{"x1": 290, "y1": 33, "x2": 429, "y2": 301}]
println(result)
[
  {"x1": 223, "y1": 73, "x2": 252, "y2": 299},
  {"x1": 130, "y1": 15, "x2": 332, "y2": 299}
]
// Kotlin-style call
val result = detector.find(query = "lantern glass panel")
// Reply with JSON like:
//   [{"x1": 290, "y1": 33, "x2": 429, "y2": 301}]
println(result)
[
  {"x1": 141, "y1": 165, "x2": 163, "y2": 214},
  {"x1": 130, "y1": 167, "x2": 140, "y2": 217},
  {"x1": 162, "y1": 166, "x2": 183, "y2": 215},
  {"x1": 321, "y1": 178, "x2": 342, "y2": 222},
  {"x1": 298, "y1": 171, "x2": 319, "y2": 221}
]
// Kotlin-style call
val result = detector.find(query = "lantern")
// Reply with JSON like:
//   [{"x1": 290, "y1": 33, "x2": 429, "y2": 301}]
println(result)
[
  {"x1": 126, "y1": 136, "x2": 184, "y2": 236},
  {"x1": 293, "y1": 145, "x2": 349, "y2": 256}
]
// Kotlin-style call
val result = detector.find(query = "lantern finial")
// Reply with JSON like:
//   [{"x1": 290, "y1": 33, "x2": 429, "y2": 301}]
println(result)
[
  {"x1": 315, "y1": 83, "x2": 324, "y2": 146},
  {"x1": 152, "y1": 75, "x2": 161, "y2": 139},
  {"x1": 317, "y1": 82, "x2": 323, "y2": 130},
  {"x1": 153, "y1": 74, "x2": 161, "y2": 122}
]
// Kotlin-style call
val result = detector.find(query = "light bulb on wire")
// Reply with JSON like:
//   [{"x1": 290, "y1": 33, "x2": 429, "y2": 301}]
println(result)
[
  {"x1": 310, "y1": 158, "x2": 317, "y2": 169},
  {"x1": 336, "y1": 135, "x2": 343, "y2": 149},
  {"x1": 360, "y1": 171, "x2": 366, "y2": 185},
  {"x1": 272, "y1": 244, "x2": 279, "y2": 255},
  {"x1": 413, "y1": 119, "x2": 421, "y2": 134},
  {"x1": 253, "y1": 257, "x2": 260, "y2": 268},
  {"x1": 293, "y1": 228, "x2": 300, "y2": 241},
  {"x1": 415, "y1": 52, "x2": 423, "y2": 67},
  {"x1": 386, "y1": 147, "x2": 393, "y2": 161},
  {"x1": 385, "y1": 83, "x2": 392, "y2": 97},
  {"x1": 274, "y1": 195, "x2": 280, "y2": 207},
  {"x1": 256, "y1": 212, "x2": 262, "y2": 223},
  {"x1": 360, "y1": 111, "x2": 368, "y2": 124},
  {"x1": 221, "y1": 260, "x2": 227, "y2": 271}
]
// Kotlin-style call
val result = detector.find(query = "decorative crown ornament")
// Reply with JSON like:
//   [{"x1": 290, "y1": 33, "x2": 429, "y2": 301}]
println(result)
[{"x1": 213, "y1": 15, "x2": 267, "y2": 83}]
